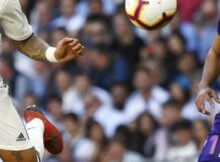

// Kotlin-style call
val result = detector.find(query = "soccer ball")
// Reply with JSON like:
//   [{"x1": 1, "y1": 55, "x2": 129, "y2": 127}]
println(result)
[{"x1": 125, "y1": 0, "x2": 177, "y2": 30}]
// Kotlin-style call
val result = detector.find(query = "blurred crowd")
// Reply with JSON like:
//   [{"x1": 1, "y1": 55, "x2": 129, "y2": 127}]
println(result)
[{"x1": 0, "y1": 0, "x2": 220, "y2": 162}]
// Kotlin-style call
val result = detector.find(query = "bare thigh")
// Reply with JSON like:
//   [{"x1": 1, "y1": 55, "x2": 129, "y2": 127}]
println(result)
[{"x1": 0, "y1": 147, "x2": 38, "y2": 162}]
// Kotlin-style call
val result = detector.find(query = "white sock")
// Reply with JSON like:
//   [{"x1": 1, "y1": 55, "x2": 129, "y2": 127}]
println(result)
[{"x1": 26, "y1": 118, "x2": 45, "y2": 161}]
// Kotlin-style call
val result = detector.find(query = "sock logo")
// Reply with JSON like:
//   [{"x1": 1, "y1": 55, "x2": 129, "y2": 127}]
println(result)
[{"x1": 16, "y1": 133, "x2": 26, "y2": 142}]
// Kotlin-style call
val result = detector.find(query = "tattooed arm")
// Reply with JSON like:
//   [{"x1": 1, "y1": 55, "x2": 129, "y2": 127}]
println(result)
[
  {"x1": 13, "y1": 34, "x2": 84, "y2": 63},
  {"x1": 1, "y1": 0, "x2": 83, "y2": 63},
  {"x1": 13, "y1": 34, "x2": 48, "y2": 61}
]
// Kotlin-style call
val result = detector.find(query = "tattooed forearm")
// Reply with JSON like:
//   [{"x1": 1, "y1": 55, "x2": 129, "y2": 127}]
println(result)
[
  {"x1": 13, "y1": 34, "x2": 49, "y2": 61},
  {"x1": 11, "y1": 151, "x2": 23, "y2": 162}
]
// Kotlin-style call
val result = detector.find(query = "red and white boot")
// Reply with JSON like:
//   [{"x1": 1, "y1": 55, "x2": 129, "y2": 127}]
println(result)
[{"x1": 24, "y1": 105, "x2": 63, "y2": 154}]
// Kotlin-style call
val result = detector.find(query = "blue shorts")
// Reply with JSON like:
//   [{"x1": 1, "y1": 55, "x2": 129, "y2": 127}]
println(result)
[{"x1": 198, "y1": 113, "x2": 220, "y2": 162}]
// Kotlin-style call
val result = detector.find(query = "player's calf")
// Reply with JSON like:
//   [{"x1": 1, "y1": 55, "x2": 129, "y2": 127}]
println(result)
[
  {"x1": 24, "y1": 105, "x2": 63, "y2": 154},
  {"x1": 0, "y1": 147, "x2": 38, "y2": 162}
]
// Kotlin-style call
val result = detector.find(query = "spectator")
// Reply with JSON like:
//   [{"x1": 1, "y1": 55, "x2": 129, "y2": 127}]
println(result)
[
  {"x1": 165, "y1": 31, "x2": 187, "y2": 81},
  {"x1": 182, "y1": 72, "x2": 208, "y2": 120},
  {"x1": 76, "y1": 0, "x2": 116, "y2": 17},
  {"x1": 89, "y1": 44, "x2": 130, "y2": 89},
  {"x1": 81, "y1": 15, "x2": 112, "y2": 46},
  {"x1": 52, "y1": 0, "x2": 86, "y2": 35},
  {"x1": 31, "y1": 1, "x2": 53, "y2": 35},
  {"x1": 141, "y1": 38, "x2": 175, "y2": 87},
  {"x1": 141, "y1": 37, "x2": 168, "y2": 62},
  {"x1": 124, "y1": 66, "x2": 169, "y2": 122},
  {"x1": 31, "y1": 61, "x2": 51, "y2": 104},
  {"x1": 72, "y1": 136, "x2": 96, "y2": 162},
  {"x1": 175, "y1": 53, "x2": 199, "y2": 89},
  {"x1": 85, "y1": 119, "x2": 108, "y2": 161},
  {"x1": 85, "y1": 119, "x2": 107, "y2": 148},
  {"x1": 54, "y1": 69, "x2": 75, "y2": 113},
  {"x1": 84, "y1": 93, "x2": 124, "y2": 137},
  {"x1": 102, "y1": 139, "x2": 146, "y2": 162},
  {"x1": 166, "y1": 120, "x2": 198, "y2": 162},
  {"x1": 44, "y1": 141, "x2": 73, "y2": 162},
  {"x1": 110, "y1": 82, "x2": 129, "y2": 111},
  {"x1": 197, "y1": 0, "x2": 218, "y2": 62},
  {"x1": 50, "y1": 27, "x2": 68, "y2": 47},
  {"x1": 88, "y1": 0, "x2": 105, "y2": 16},
  {"x1": 193, "y1": 120, "x2": 210, "y2": 150},
  {"x1": 167, "y1": 31, "x2": 186, "y2": 57},
  {"x1": 112, "y1": 12, "x2": 145, "y2": 72},
  {"x1": 21, "y1": 93, "x2": 39, "y2": 112},
  {"x1": 44, "y1": 96, "x2": 73, "y2": 162},
  {"x1": 1, "y1": 37, "x2": 16, "y2": 55},
  {"x1": 168, "y1": 14, "x2": 198, "y2": 52},
  {"x1": 169, "y1": 82, "x2": 190, "y2": 106},
  {"x1": 113, "y1": 125, "x2": 132, "y2": 149},
  {"x1": 131, "y1": 112, "x2": 159, "y2": 160},
  {"x1": 63, "y1": 113, "x2": 83, "y2": 161},
  {"x1": 60, "y1": 73, "x2": 112, "y2": 116},
  {"x1": 143, "y1": 58, "x2": 167, "y2": 87},
  {"x1": 0, "y1": 54, "x2": 32, "y2": 102},
  {"x1": 160, "y1": 100, "x2": 183, "y2": 128},
  {"x1": 20, "y1": 0, "x2": 30, "y2": 15},
  {"x1": 154, "y1": 100, "x2": 184, "y2": 161},
  {"x1": 46, "y1": 95, "x2": 65, "y2": 132},
  {"x1": 15, "y1": 93, "x2": 40, "y2": 116}
]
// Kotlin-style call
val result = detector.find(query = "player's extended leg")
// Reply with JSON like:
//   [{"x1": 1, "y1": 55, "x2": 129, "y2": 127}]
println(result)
[
  {"x1": 0, "y1": 81, "x2": 63, "y2": 162},
  {"x1": 0, "y1": 148, "x2": 38, "y2": 162},
  {"x1": 25, "y1": 117, "x2": 45, "y2": 161},
  {"x1": 0, "y1": 84, "x2": 37, "y2": 162},
  {"x1": 198, "y1": 114, "x2": 220, "y2": 162},
  {"x1": 0, "y1": 105, "x2": 64, "y2": 162},
  {"x1": 24, "y1": 105, "x2": 64, "y2": 155}
]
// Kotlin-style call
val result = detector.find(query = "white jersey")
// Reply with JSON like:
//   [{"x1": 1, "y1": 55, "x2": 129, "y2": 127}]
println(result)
[
  {"x1": 0, "y1": 0, "x2": 33, "y2": 83},
  {"x1": 0, "y1": 0, "x2": 33, "y2": 151},
  {"x1": 0, "y1": 0, "x2": 33, "y2": 41}
]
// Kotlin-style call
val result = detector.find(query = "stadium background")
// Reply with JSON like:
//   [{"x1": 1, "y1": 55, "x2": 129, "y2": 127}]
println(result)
[{"x1": 0, "y1": 0, "x2": 219, "y2": 161}]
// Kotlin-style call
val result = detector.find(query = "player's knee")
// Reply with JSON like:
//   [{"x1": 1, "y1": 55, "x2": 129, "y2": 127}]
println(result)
[{"x1": 0, "y1": 147, "x2": 38, "y2": 162}]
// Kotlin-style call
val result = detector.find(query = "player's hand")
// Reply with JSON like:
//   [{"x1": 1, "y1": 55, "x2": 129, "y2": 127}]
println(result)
[
  {"x1": 196, "y1": 87, "x2": 220, "y2": 115},
  {"x1": 55, "y1": 37, "x2": 85, "y2": 63}
]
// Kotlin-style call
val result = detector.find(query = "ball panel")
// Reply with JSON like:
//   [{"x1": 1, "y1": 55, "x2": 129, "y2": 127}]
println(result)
[
  {"x1": 125, "y1": 0, "x2": 139, "y2": 16},
  {"x1": 136, "y1": 12, "x2": 176, "y2": 30},
  {"x1": 125, "y1": 0, "x2": 177, "y2": 30},
  {"x1": 137, "y1": 0, "x2": 177, "y2": 27},
  {"x1": 138, "y1": 2, "x2": 162, "y2": 23}
]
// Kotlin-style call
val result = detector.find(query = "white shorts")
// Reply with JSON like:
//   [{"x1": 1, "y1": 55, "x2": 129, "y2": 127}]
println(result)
[{"x1": 0, "y1": 81, "x2": 33, "y2": 151}]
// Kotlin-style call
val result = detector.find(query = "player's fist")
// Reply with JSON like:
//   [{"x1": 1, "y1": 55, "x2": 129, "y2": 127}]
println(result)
[
  {"x1": 196, "y1": 87, "x2": 220, "y2": 115},
  {"x1": 55, "y1": 37, "x2": 85, "y2": 63}
]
